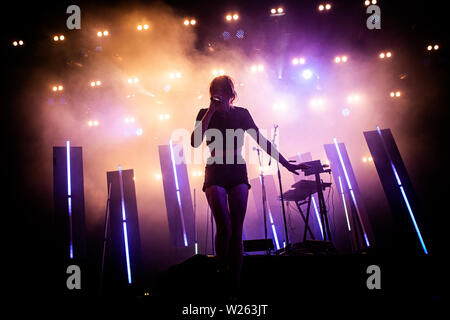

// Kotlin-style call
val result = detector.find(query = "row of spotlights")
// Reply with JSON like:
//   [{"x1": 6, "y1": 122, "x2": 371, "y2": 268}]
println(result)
[
  {"x1": 270, "y1": 8, "x2": 284, "y2": 14},
  {"x1": 97, "y1": 30, "x2": 109, "y2": 37},
  {"x1": 90, "y1": 80, "x2": 101, "y2": 87},
  {"x1": 88, "y1": 120, "x2": 99, "y2": 127},
  {"x1": 362, "y1": 156, "x2": 373, "y2": 162},
  {"x1": 427, "y1": 44, "x2": 439, "y2": 51},
  {"x1": 52, "y1": 85, "x2": 64, "y2": 91},
  {"x1": 127, "y1": 77, "x2": 139, "y2": 84},
  {"x1": 364, "y1": 0, "x2": 377, "y2": 6},
  {"x1": 184, "y1": 19, "x2": 196, "y2": 26},
  {"x1": 159, "y1": 114, "x2": 170, "y2": 120},
  {"x1": 137, "y1": 24, "x2": 149, "y2": 30},
  {"x1": 169, "y1": 72, "x2": 182, "y2": 79},
  {"x1": 390, "y1": 91, "x2": 401, "y2": 97},
  {"x1": 53, "y1": 35, "x2": 65, "y2": 41},
  {"x1": 379, "y1": 52, "x2": 392, "y2": 59},
  {"x1": 334, "y1": 56, "x2": 348, "y2": 63},
  {"x1": 318, "y1": 4, "x2": 332, "y2": 11},
  {"x1": 12, "y1": 40, "x2": 24, "y2": 46},
  {"x1": 251, "y1": 64, "x2": 264, "y2": 72},
  {"x1": 292, "y1": 57, "x2": 306, "y2": 65},
  {"x1": 212, "y1": 69, "x2": 225, "y2": 76},
  {"x1": 225, "y1": 13, "x2": 239, "y2": 21},
  {"x1": 347, "y1": 95, "x2": 360, "y2": 103},
  {"x1": 192, "y1": 171, "x2": 203, "y2": 177}
]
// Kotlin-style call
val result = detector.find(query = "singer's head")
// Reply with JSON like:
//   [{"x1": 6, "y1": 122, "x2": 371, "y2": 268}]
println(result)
[{"x1": 209, "y1": 75, "x2": 237, "y2": 108}]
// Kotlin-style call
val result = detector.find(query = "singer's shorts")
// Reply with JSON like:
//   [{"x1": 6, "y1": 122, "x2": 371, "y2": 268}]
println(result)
[{"x1": 202, "y1": 163, "x2": 251, "y2": 192}]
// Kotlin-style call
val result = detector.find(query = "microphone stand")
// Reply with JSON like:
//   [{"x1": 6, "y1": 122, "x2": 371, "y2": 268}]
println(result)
[
  {"x1": 254, "y1": 147, "x2": 268, "y2": 245},
  {"x1": 272, "y1": 125, "x2": 290, "y2": 252}
]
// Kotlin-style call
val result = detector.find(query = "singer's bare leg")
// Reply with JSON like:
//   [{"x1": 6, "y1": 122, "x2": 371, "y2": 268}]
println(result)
[
  {"x1": 227, "y1": 184, "x2": 249, "y2": 292},
  {"x1": 205, "y1": 185, "x2": 231, "y2": 272}
]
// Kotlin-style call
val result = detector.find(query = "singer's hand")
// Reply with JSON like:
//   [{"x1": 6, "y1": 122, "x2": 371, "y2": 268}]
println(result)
[{"x1": 284, "y1": 162, "x2": 310, "y2": 175}]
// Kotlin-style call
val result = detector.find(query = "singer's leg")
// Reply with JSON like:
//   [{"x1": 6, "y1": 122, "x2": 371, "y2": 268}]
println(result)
[
  {"x1": 205, "y1": 185, "x2": 231, "y2": 271},
  {"x1": 227, "y1": 183, "x2": 249, "y2": 291}
]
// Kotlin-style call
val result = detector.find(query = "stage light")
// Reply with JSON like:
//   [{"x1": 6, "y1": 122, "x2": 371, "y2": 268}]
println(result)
[
  {"x1": 212, "y1": 69, "x2": 225, "y2": 76},
  {"x1": 144, "y1": 24, "x2": 149, "y2": 30},
  {"x1": 434, "y1": 44, "x2": 439, "y2": 50},
  {"x1": 427, "y1": 45, "x2": 432, "y2": 51},
  {"x1": 176, "y1": 72, "x2": 181, "y2": 78},
  {"x1": 190, "y1": 19, "x2": 196, "y2": 25},
  {"x1": 12, "y1": 41, "x2": 18, "y2": 46},
  {"x1": 136, "y1": 128, "x2": 143, "y2": 136},
  {"x1": 335, "y1": 56, "x2": 341, "y2": 63},
  {"x1": 379, "y1": 52, "x2": 385, "y2": 59},
  {"x1": 97, "y1": 31, "x2": 103, "y2": 37},
  {"x1": 52, "y1": 86, "x2": 58, "y2": 92},
  {"x1": 342, "y1": 56, "x2": 348, "y2": 62},
  {"x1": 184, "y1": 19, "x2": 189, "y2": 26},
  {"x1": 133, "y1": 77, "x2": 139, "y2": 83},
  {"x1": 137, "y1": 25, "x2": 143, "y2": 30},
  {"x1": 58, "y1": 85, "x2": 63, "y2": 91},
  {"x1": 226, "y1": 14, "x2": 232, "y2": 21},
  {"x1": 325, "y1": 4, "x2": 331, "y2": 10},
  {"x1": 372, "y1": 0, "x2": 377, "y2": 4},
  {"x1": 302, "y1": 69, "x2": 313, "y2": 79},
  {"x1": 375, "y1": 126, "x2": 427, "y2": 254},
  {"x1": 19, "y1": 40, "x2": 24, "y2": 46},
  {"x1": 60, "y1": 35, "x2": 65, "y2": 40},
  {"x1": 90, "y1": 81, "x2": 95, "y2": 87},
  {"x1": 233, "y1": 14, "x2": 239, "y2": 20},
  {"x1": 395, "y1": 91, "x2": 401, "y2": 97},
  {"x1": 364, "y1": 0, "x2": 370, "y2": 6},
  {"x1": 96, "y1": 80, "x2": 101, "y2": 86},
  {"x1": 103, "y1": 30, "x2": 109, "y2": 36},
  {"x1": 390, "y1": 92, "x2": 395, "y2": 97},
  {"x1": 278, "y1": 7, "x2": 284, "y2": 13},
  {"x1": 368, "y1": 156, "x2": 373, "y2": 162},
  {"x1": 271, "y1": 8, "x2": 276, "y2": 14},
  {"x1": 362, "y1": 157, "x2": 368, "y2": 163},
  {"x1": 88, "y1": 120, "x2": 93, "y2": 127},
  {"x1": 53, "y1": 35, "x2": 59, "y2": 41},
  {"x1": 342, "y1": 108, "x2": 350, "y2": 117},
  {"x1": 236, "y1": 29, "x2": 245, "y2": 39},
  {"x1": 318, "y1": 4, "x2": 324, "y2": 11},
  {"x1": 386, "y1": 52, "x2": 392, "y2": 57}
]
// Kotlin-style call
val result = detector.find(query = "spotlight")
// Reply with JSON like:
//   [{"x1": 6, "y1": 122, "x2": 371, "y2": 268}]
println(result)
[
  {"x1": 233, "y1": 14, "x2": 239, "y2": 20},
  {"x1": 52, "y1": 86, "x2": 58, "y2": 92},
  {"x1": 278, "y1": 7, "x2": 284, "y2": 13},
  {"x1": 96, "y1": 80, "x2": 101, "y2": 86},
  {"x1": 144, "y1": 24, "x2": 149, "y2": 29},
  {"x1": 347, "y1": 94, "x2": 360, "y2": 103},
  {"x1": 93, "y1": 120, "x2": 99, "y2": 126},
  {"x1": 372, "y1": 0, "x2": 377, "y2": 4},
  {"x1": 53, "y1": 35, "x2": 59, "y2": 41},
  {"x1": 18, "y1": 40, "x2": 24, "y2": 46},
  {"x1": 335, "y1": 56, "x2": 341, "y2": 63},
  {"x1": 342, "y1": 108, "x2": 351, "y2": 117},
  {"x1": 271, "y1": 8, "x2": 276, "y2": 14},
  {"x1": 427, "y1": 45, "x2": 432, "y2": 51},
  {"x1": 58, "y1": 85, "x2": 63, "y2": 91},
  {"x1": 325, "y1": 4, "x2": 331, "y2": 10},
  {"x1": 364, "y1": 0, "x2": 370, "y2": 6},
  {"x1": 137, "y1": 25, "x2": 143, "y2": 30},
  {"x1": 292, "y1": 57, "x2": 305, "y2": 65},
  {"x1": 88, "y1": 120, "x2": 93, "y2": 127},
  {"x1": 362, "y1": 157, "x2": 368, "y2": 163},
  {"x1": 12, "y1": 41, "x2": 18, "y2": 46},
  {"x1": 212, "y1": 69, "x2": 225, "y2": 76},
  {"x1": 136, "y1": 128, "x2": 143, "y2": 136},
  {"x1": 97, "y1": 31, "x2": 103, "y2": 37},
  {"x1": 390, "y1": 92, "x2": 395, "y2": 97},
  {"x1": 226, "y1": 14, "x2": 232, "y2": 21},
  {"x1": 386, "y1": 51, "x2": 392, "y2": 57},
  {"x1": 368, "y1": 156, "x2": 373, "y2": 162},
  {"x1": 103, "y1": 30, "x2": 109, "y2": 36},
  {"x1": 395, "y1": 91, "x2": 401, "y2": 97},
  {"x1": 434, "y1": 44, "x2": 439, "y2": 50},
  {"x1": 379, "y1": 52, "x2": 385, "y2": 59},
  {"x1": 90, "y1": 81, "x2": 96, "y2": 87},
  {"x1": 319, "y1": 4, "x2": 324, "y2": 11},
  {"x1": 190, "y1": 19, "x2": 196, "y2": 25},
  {"x1": 302, "y1": 69, "x2": 313, "y2": 79},
  {"x1": 292, "y1": 58, "x2": 299, "y2": 65},
  {"x1": 342, "y1": 56, "x2": 348, "y2": 62},
  {"x1": 334, "y1": 56, "x2": 348, "y2": 63},
  {"x1": 60, "y1": 35, "x2": 65, "y2": 40}
]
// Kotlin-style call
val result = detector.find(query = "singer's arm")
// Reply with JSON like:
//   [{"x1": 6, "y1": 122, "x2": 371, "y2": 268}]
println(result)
[
  {"x1": 243, "y1": 109, "x2": 289, "y2": 167},
  {"x1": 191, "y1": 108, "x2": 213, "y2": 148}
]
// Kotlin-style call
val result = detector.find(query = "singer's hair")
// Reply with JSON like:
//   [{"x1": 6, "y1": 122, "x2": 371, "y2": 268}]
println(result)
[{"x1": 209, "y1": 75, "x2": 237, "y2": 105}]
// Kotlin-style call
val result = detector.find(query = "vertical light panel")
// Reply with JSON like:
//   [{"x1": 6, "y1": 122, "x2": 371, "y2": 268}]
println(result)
[
  {"x1": 66, "y1": 141, "x2": 73, "y2": 259},
  {"x1": 118, "y1": 165, "x2": 132, "y2": 284},
  {"x1": 258, "y1": 176, "x2": 280, "y2": 250},
  {"x1": 338, "y1": 176, "x2": 351, "y2": 231},
  {"x1": 333, "y1": 138, "x2": 370, "y2": 247},
  {"x1": 376, "y1": 126, "x2": 428, "y2": 254},
  {"x1": 169, "y1": 140, "x2": 188, "y2": 247},
  {"x1": 311, "y1": 196, "x2": 324, "y2": 239}
]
